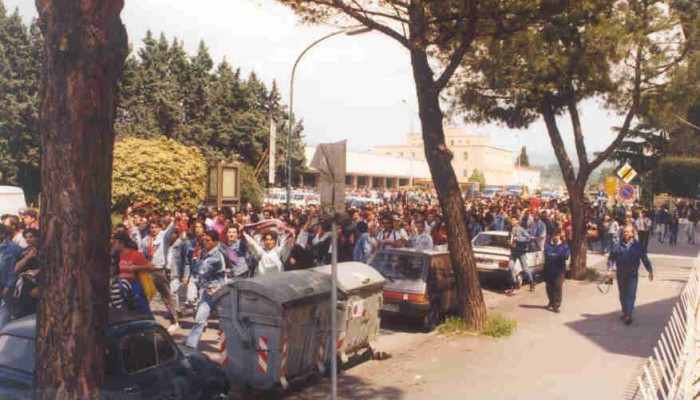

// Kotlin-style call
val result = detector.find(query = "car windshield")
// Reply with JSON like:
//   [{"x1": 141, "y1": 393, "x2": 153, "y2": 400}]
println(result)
[
  {"x1": 0, "y1": 335, "x2": 35, "y2": 374},
  {"x1": 473, "y1": 234, "x2": 510, "y2": 249},
  {"x1": 370, "y1": 252, "x2": 425, "y2": 281}
]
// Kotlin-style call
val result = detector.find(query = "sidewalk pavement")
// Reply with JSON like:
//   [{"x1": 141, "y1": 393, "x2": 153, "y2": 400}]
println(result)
[{"x1": 285, "y1": 238, "x2": 699, "y2": 400}]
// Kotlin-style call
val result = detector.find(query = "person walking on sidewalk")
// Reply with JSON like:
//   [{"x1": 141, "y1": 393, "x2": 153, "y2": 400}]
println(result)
[
  {"x1": 544, "y1": 231, "x2": 569, "y2": 313},
  {"x1": 635, "y1": 210, "x2": 652, "y2": 250},
  {"x1": 606, "y1": 225, "x2": 653, "y2": 325},
  {"x1": 505, "y1": 218, "x2": 534, "y2": 295}
]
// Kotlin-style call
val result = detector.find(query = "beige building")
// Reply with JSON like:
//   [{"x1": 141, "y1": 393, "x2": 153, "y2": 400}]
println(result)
[
  {"x1": 302, "y1": 146, "x2": 432, "y2": 189},
  {"x1": 375, "y1": 127, "x2": 517, "y2": 187}
]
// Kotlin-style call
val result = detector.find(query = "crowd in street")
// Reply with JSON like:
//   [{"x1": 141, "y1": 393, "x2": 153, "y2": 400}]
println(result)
[{"x1": 0, "y1": 187, "x2": 697, "y2": 350}]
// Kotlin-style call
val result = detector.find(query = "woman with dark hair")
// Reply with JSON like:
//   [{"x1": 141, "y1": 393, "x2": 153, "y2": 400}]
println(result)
[{"x1": 12, "y1": 228, "x2": 41, "y2": 317}]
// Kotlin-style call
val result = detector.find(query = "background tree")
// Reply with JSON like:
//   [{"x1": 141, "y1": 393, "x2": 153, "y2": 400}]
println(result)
[
  {"x1": 516, "y1": 146, "x2": 530, "y2": 167},
  {"x1": 275, "y1": 0, "x2": 491, "y2": 328},
  {"x1": 112, "y1": 137, "x2": 207, "y2": 212},
  {"x1": 657, "y1": 157, "x2": 700, "y2": 198},
  {"x1": 468, "y1": 168, "x2": 486, "y2": 189},
  {"x1": 34, "y1": 0, "x2": 127, "y2": 397},
  {"x1": 453, "y1": 0, "x2": 688, "y2": 279},
  {"x1": 0, "y1": 3, "x2": 42, "y2": 201}
]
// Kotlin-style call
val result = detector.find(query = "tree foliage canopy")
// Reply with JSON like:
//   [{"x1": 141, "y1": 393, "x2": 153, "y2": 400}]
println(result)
[
  {"x1": 0, "y1": 5, "x2": 41, "y2": 199},
  {"x1": 112, "y1": 137, "x2": 207, "y2": 212},
  {"x1": 0, "y1": 8, "x2": 305, "y2": 204},
  {"x1": 658, "y1": 157, "x2": 700, "y2": 198}
]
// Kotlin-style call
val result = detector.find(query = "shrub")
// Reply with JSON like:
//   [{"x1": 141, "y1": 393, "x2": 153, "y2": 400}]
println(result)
[
  {"x1": 437, "y1": 313, "x2": 517, "y2": 338},
  {"x1": 585, "y1": 267, "x2": 600, "y2": 282},
  {"x1": 112, "y1": 137, "x2": 207, "y2": 212},
  {"x1": 481, "y1": 314, "x2": 517, "y2": 338}
]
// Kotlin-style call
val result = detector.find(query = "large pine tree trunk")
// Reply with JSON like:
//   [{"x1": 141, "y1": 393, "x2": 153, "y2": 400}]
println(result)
[
  {"x1": 568, "y1": 188, "x2": 588, "y2": 280},
  {"x1": 410, "y1": 48, "x2": 486, "y2": 330},
  {"x1": 34, "y1": 1, "x2": 127, "y2": 398}
]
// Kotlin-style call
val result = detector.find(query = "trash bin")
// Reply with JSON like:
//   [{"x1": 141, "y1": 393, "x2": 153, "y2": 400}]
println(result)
[
  {"x1": 313, "y1": 262, "x2": 386, "y2": 364},
  {"x1": 212, "y1": 269, "x2": 333, "y2": 392}
]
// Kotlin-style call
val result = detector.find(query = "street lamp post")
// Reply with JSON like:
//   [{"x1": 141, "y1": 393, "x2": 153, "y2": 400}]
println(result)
[{"x1": 286, "y1": 26, "x2": 371, "y2": 213}]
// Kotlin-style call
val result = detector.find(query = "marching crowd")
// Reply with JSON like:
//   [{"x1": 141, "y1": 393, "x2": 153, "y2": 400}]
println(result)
[{"x1": 0, "y1": 188, "x2": 697, "y2": 349}]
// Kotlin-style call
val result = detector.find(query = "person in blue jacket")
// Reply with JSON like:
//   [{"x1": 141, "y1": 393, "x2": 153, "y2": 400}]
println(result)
[
  {"x1": 607, "y1": 225, "x2": 654, "y2": 325},
  {"x1": 544, "y1": 230, "x2": 569, "y2": 313}
]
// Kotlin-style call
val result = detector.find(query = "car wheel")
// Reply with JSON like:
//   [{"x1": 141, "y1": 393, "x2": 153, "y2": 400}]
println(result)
[{"x1": 515, "y1": 272, "x2": 523, "y2": 289}]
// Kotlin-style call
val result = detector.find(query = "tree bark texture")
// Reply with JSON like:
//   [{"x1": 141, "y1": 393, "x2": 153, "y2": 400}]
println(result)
[
  {"x1": 567, "y1": 189, "x2": 588, "y2": 280},
  {"x1": 410, "y1": 48, "x2": 487, "y2": 330},
  {"x1": 542, "y1": 102, "x2": 589, "y2": 280},
  {"x1": 34, "y1": 1, "x2": 127, "y2": 398}
]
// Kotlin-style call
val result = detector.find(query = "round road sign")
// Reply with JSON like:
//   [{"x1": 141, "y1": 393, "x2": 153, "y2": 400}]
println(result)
[{"x1": 618, "y1": 184, "x2": 635, "y2": 201}]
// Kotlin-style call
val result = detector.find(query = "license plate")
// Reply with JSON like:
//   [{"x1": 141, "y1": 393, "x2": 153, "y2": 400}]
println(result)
[{"x1": 382, "y1": 303, "x2": 400, "y2": 313}]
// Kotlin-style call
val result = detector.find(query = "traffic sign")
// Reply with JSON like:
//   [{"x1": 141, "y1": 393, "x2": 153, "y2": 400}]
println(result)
[
  {"x1": 616, "y1": 163, "x2": 638, "y2": 184},
  {"x1": 618, "y1": 184, "x2": 635, "y2": 201},
  {"x1": 605, "y1": 176, "x2": 617, "y2": 196}
]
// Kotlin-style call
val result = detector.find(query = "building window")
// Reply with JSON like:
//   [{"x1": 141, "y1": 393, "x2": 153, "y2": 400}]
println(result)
[
  {"x1": 450, "y1": 140, "x2": 454, "y2": 146},
  {"x1": 411, "y1": 152, "x2": 416, "y2": 158},
  {"x1": 463, "y1": 151, "x2": 468, "y2": 161},
  {"x1": 400, "y1": 152, "x2": 404, "y2": 157},
  {"x1": 463, "y1": 169, "x2": 469, "y2": 178}
]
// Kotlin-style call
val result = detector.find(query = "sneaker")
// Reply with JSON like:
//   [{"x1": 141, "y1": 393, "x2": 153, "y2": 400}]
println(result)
[
  {"x1": 529, "y1": 282, "x2": 536, "y2": 292},
  {"x1": 505, "y1": 288, "x2": 515, "y2": 296},
  {"x1": 167, "y1": 323, "x2": 180, "y2": 334},
  {"x1": 624, "y1": 316, "x2": 633, "y2": 325},
  {"x1": 553, "y1": 307, "x2": 560, "y2": 313}
]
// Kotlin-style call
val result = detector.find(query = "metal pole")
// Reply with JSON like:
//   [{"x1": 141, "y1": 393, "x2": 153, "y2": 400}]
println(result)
[
  {"x1": 330, "y1": 217, "x2": 338, "y2": 400},
  {"x1": 287, "y1": 30, "x2": 349, "y2": 216}
]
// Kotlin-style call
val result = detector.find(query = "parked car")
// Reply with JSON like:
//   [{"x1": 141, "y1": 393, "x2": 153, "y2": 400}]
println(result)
[
  {"x1": 0, "y1": 186, "x2": 27, "y2": 216},
  {"x1": 369, "y1": 248, "x2": 457, "y2": 330},
  {"x1": 0, "y1": 312, "x2": 229, "y2": 400},
  {"x1": 472, "y1": 231, "x2": 545, "y2": 288}
]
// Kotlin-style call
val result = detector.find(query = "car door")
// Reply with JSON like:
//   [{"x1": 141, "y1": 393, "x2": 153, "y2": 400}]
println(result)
[{"x1": 109, "y1": 328, "x2": 185, "y2": 400}]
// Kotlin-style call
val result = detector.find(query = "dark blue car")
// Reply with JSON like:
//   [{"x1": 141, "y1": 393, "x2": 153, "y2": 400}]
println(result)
[{"x1": 0, "y1": 311, "x2": 229, "y2": 399}]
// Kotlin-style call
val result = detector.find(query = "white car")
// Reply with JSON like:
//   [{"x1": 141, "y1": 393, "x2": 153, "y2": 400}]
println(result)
[{"x1": 471, "y1": 231, "x2": 544, "y2": 288}]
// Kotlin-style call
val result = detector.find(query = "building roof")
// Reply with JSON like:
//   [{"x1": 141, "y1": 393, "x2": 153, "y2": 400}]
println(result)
[{"x1": 304, "y1": 146, "x2": 431, "y2": 179}]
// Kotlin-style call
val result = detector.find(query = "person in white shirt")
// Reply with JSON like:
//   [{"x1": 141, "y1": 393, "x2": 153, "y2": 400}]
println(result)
[
  {"x1": 409, "y1": 222, "x2": 434, "y2": 251},
  {"x1": 243, "y1": 228, "x2": 294, "y2": 276},
  {"x1": 635, "y1": 210, "x2": 652, "y2": 250}
]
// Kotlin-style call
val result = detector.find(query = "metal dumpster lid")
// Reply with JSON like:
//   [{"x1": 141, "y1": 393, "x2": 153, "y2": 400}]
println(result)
[
  {"x1": 312, "y1": 262, "x2": 386, "y2": 293},
  {"x1": 215, "y1": 269, "x2": 333, "y2": 306}
]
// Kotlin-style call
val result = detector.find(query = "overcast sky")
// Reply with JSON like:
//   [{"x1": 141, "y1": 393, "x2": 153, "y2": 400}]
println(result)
[{"x1": 7, "y1": 0, "x2": 626, "y2": 165}]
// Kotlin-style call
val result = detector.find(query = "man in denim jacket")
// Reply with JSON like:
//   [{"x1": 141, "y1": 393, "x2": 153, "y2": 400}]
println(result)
[
  {"x1": 0, "y1": 225, "x2": 22, "y2": 328},
  {"x1": 186, "y1": 230, "x2": 226, "y2": 349},
  {"x1": 607, "y1": 225, "x2": 653, "y2": 325}
]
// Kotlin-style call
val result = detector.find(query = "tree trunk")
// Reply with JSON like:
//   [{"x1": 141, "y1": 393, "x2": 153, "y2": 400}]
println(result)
[
  {"x1": 34, "y1": 1, "x2": 127, "y2": 398},
  {"x1": 568, "y1": 188, "x2": 588, "y2": 280},
  {"x1": 409, "y1": 48, "x2": 486, "y2": 330}
]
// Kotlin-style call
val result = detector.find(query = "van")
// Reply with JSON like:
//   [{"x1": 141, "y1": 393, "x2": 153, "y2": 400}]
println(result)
[{"x1": 0, "y1": 186, "x2": 27, "y2": 216}]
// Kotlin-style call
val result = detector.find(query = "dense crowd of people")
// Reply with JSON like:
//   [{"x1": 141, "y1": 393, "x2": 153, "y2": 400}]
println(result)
[{"x1": 0, "y1": 188, "x2": 697, "y2": 348}]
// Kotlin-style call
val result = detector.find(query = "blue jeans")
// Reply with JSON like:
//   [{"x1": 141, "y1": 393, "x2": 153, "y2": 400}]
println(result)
[
  {"x1": 186, "y1": 290, "x2": 212, "y2": 349},
  {"x1": 509, "y1": 253, "x2": 532, "y2": 286},
  {"x1": 130, "y1": 279, "x2": 153, "y2": 317},
  {"x1": 603, "y1": 233, "x2": 613, "y2": 253},
  {"x1": 616, "y1": 272, "x2": 638, "y2": 317}
]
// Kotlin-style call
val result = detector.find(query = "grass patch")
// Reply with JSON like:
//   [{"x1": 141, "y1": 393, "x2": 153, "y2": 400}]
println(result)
[
  {"x1": 585, "y1": 267, "x2": 601, "y2": 282},
  {"x1": 481, "y1": 313, "x2": 518, "y2": 338},
  {"x1": 437, "y1": 313, "x2": 517, "y2": 339}
]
